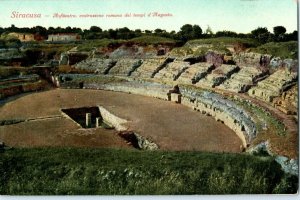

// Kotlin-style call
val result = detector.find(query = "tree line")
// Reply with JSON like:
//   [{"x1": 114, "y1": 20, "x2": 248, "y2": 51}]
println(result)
[{"x1": 0, "y1": 24, "x2": 297, "y2": 44}]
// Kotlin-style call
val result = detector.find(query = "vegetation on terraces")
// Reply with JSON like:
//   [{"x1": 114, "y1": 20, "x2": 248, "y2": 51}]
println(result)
[{"x1": 251, "y1": 41, "x2": 298, "y2": 59}]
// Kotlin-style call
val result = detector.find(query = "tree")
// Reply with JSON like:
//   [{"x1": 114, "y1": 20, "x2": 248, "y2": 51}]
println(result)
[
  {"x1": 144, "y1": 30, "x2": 152, "y2": 34},
  {"x1": 108, "y1": 29, "x2": 117, "y2": 39},
  {"x1": 205, "y1": 25, "x2": 213, "y2": 35},
  {"x1": 90, "y1": 26, "x2": 102, "y2": 33},
  {"x1": 179, "y1": 24, "x2": 203, "y2": 41},
  {"x1": 192, "y1": 25, "x2": 202, "y2": 39},
  {"x1": 215, "y1": 31, "x2": 238, "y2": 38},
  {"x1": 273, "y1": 26, "x2": 286, "y2": 41},
  {"x1": 179, "y1": 24, "x2": 193, "y2": 41},
  {"x1": 251, "y1": 27, "x2": 269, "y2": 37},
  {"x1": 33, "y1": 26, "x2": 47, "y2": 36},
  {"x1": 154, "y1": 28, "x2": 164, "y2": 34},
  {"x1": 273, "y1": 26, "x2": 286, "y2": 36},
  {"x1": 251, "y1": 27, "x2": 270, "y2": 43}
]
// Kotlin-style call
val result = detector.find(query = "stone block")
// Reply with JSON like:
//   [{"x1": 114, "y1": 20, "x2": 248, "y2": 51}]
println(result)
[
  {"x1": 86, "y1": 113, "x2": 92, "y2": 128},
  {"x1": 96, "y1": 117, "x2": 101, "y2": 128},
  {"x1": 171, "y1": 93, "x2": 182, "y2": 103}
]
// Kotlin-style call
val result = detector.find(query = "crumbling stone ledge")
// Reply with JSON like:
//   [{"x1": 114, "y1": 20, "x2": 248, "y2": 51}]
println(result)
[
  {"x1": 98, "y1": 106, "x2": 128, "y2": 131},
  {"x1": 119, "y1": 131, "x2": 159, "y2": 150}
]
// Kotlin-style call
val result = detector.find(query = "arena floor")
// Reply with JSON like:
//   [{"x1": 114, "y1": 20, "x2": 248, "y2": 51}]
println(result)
[{"x1": 0, "y1": 88, "x2": 242, "y2": 152}]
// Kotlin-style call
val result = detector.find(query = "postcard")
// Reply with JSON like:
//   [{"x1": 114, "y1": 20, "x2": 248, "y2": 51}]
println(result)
[{"x1": 0, "y1": 0, "x2": 298, "y2": 196}]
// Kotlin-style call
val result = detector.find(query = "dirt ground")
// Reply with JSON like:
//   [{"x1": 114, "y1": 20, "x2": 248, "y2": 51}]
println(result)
[{"x1": 0, "y1": 89, "x2": 242, "y2": 152}]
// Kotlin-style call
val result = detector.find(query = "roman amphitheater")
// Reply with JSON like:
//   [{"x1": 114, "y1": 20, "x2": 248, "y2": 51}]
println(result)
[{"x1": 0, "y1": 45, "x2": 298, "y2": 173}]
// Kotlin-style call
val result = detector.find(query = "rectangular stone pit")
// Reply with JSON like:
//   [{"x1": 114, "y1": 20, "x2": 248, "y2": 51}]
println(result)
[{"x1": 61, "y1": 106, "x2": 102, "y2": 128}]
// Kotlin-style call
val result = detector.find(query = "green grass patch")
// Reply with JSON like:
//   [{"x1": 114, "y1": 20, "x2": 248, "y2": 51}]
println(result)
[
  {"x1": 0, "y1": 148, "x2": 297, "y2": 195},
  {"x1": 129, "y1": 36, "x2": 177, "y2": 45},
  {"x1": 187, "y1": 37, "x2": 259, "y2": 48},
  {"x1": 251, "y1": 41, "x2": 298, "y2": 59},
  {"x1": 76, "y1": 39, "x2": 126, "y2": 51},
  {"x1": 0, "y1": 67, "x2": 26, "y2": 78},
  {"x1": 23, "y1": 43, "x2": 77, "y2": 57}
]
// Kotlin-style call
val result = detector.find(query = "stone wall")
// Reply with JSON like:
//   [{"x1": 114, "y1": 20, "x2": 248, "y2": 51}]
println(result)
[
  {"x1": 233, "y1": 52, "x2": 272, "y2": 67},
  {"x1": 98, "y1": 106, "x2": 128, "y2": 131},
  {"x1": 272, "y1": 85, "x2": 298, "y2": 115}
]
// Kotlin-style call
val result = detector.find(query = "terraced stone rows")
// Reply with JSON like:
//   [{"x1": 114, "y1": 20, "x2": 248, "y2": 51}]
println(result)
[
  {"x1": 272, "y1": 85, "x2": 298, "y2": 115},
  {"x1": 154, "y1": 60, "x2": 190, "y2": 81},
  {"x1": 107, "y1": 59, "x2": 143, "y2": 76},
  {"x1": 130, "y1": 58, "x2": 166, "y2": 78},
  {"x1": 75, "y1": 58, "x2": 116, "y2": 74},
  {"x1": 177, "y1": 63, "x2": 214, "y2": 84},
  {"x1": 196, "y1": 64, "x2": 239, "y2": 88},
  {"x1": 248, "y1": 69, "x2": 297, "y2": 102},
  {"x1": 217, "y1": 67, "x2": 267, "y2": 93}
]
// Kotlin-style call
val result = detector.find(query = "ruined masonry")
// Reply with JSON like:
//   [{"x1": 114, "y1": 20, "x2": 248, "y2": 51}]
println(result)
[
  {"x1": 196, "y1": 64, "x2": 239, "y2": 88},
  {"x1": 248, "y1": 69, "x2": 297, "y2": 102},
  {"x1": 217, "y1": 67, "x2": 268, "y2": 93}
]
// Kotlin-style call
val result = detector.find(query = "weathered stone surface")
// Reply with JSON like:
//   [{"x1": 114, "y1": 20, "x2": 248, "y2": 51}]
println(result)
[
  {"x1": 134, "y1": 132, "x2": 159, "y2": 150},
  {"x1": 170, "y1": 93, "x2": 181, "y2": 103},
  {"x1": 131, "y1": 58, "x2": 165, "y2": 78},
  {"x1": 273, "y1": 85, "x2": 298, "y2": 115},
  {"x1": 108, "y1": 59, "x2": 143, "y2": 76},
  {"x1": 270, "y1": 57, "x2": 283, "y2": 68},
  {"x1": 74, "y1": 58, "x2": 117, "y2": 74},
  {"x1": 154, "y1": 60, "x2": 190, "y2": 81},
  {"x1": 109, "y1": 45, "x2": 158, "y2": 59},
  {"x1": 248, "y1": 69, "x2": 297, "y2": 103},
  {"x1": 233, "y1": 52, "x2": 272, "y2": 67},
  {"x1": 205, "y1": 51, "x2": 223, "y2": 67},
  {"x1": 98, "y1": 106, "x2": 128, "y2": 131},
  {"x1": 275, "y1": 156, "x2": 299, "y2": 176},
  {"x1": 247, "y1": 141, "x2": 273, "y2": 156},
  {"x1": 270, "y1": 57, "x2": 298, "y2": 71},
  {"x1": 177, "y1": 62, "x2": 214, "y2": 84},
  {"x1": 217, "y1": 66, "x2": 267, "y2": 93},
  {"x1": 196, "y1": 64, "x2": 239, "y2": 88}
]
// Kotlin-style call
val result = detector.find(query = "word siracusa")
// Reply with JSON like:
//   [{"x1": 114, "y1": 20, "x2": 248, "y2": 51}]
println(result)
[{"x1": 11, "y1": 11, "x2": 42, "y2": 18}]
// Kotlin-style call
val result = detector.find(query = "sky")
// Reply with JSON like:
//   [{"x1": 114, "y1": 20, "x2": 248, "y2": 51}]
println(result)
[{"x1": 0, "y1": 0, "x2": 298, "y2": 33}]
